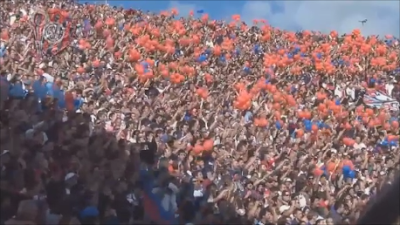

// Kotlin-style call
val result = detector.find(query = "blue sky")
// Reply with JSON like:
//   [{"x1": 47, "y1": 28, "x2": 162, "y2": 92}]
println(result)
[{"x1": 82, "y1": 0, "x2": 399, "y2": 36}]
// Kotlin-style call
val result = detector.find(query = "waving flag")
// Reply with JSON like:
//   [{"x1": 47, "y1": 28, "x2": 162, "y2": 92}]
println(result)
[
  {"x1": 363, "y1": 91, "x2": 399, "y2": 111},
  {"x1": 140, "y1": 170, "x2": 177, "y2": 225}
]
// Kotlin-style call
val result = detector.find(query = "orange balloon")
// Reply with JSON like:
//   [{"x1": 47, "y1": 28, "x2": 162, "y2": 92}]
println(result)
[
  {"x1": 94, "y1": 20, "x2": 103, "y2": 29},
  {"x1": 92, "y1": 59, "x2": 100, "y2": 67},
  {"x1": 203, "y1": 139, "x2": 214, "y2": 151},
  {"x1": 103, "y1": 29, "x2": 111, "y2": 37},
  {"x1": 0, "y1": 30, "x2": 10, "y2": 40},
  {"x1": 258, "y1": 118, "x2": 268, "y2": 127},
  {"x1": 298, "y1": 111, "x2": 305, "y2": 119},
  {"x1": 231, "y1": 14, "x2": 241, "y2": 21},
  {"x1": 213, "y1": 46, "x2": 222, "y2": 56},
  {"x1": 296, "y1": 129, "x2": 304, "y2": 137},
  {"x1": 76, "y1": 67, "x2": 85, "y2": 74},
  {"x1": 106, "y1": 37, "x2": 114, "y2": 49},
  {"x1": 196, "y1": 88, "x2": 208, "y2": 99},
  {"x1": 342, "y1": 159, "x2": 354, "y2": 170},
  {"x1": 129, "y1": 50, "x2": 141, "y2": 62},
  {"x1": 105, "y1": 18, "x2": 115, "y2": 26},
  {"x1": 161, "y1": 69, "x2": 169, "y2": 78},
  {"x1": 114, "y1": 51, "x2": 122, "y2": 59},
  {"x1": 313, "y1": 168, "x2": 324, "y2": 176},
  {"x1": 311, "y1": 124, "x2": 318, "y2": 132},
  {"x1": 387, "y1": 135, "x2": 398, "y2": 141},
  {"x1": 343, "y1": 123, "x2": 352, "y2": 130},
  {"x1": 204, "y1": 74, "x2": 213, "y2": 83},
  {"x1": 326, "y1": 162, "x2": 336, "y2": 172},
  {"x1": 192, "y1": 144, "x2": 204, "y2": 155},
  {"x1": 343, "y1": 138, "x2": 355, "y2": 147},
  {"x1": 366, "y1": 108, "x2": 374, "y2": 116},
  {"x1": 383, "y1": 123, "x2": 391, "y2": 130},
  {"x1": 303, "y1": 111, "x2": 312, "y2": 119}
]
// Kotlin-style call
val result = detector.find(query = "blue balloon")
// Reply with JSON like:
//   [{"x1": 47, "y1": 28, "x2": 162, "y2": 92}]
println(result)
[
  {"x1": 292, "y1": 46, "x2": 300, "y2": 54},
  {"x1": 380, "y1": 140, "x2": 389, "y2": 146},
  {"x1": 342, "y1": 165, "x2": 351, "y2": 175},
  {"x1": 347, "y1": 170, "x2": 356, "y2": 179},
  {"x1": 140, "y1": 61, "x2": 149, "y2": 69},
  {"x1": 275, "y1": 121, "x2": 282, "y2": 130},
  {"x1": 197, "y1": 55, "x2": 207, "y2": 62},
  {"x1": 303, "y1": 120, "x2": 312, "y2": 131}
]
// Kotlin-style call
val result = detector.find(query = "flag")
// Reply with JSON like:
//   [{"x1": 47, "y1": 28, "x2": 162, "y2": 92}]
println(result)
[
  {"x1": 196, "y1": 10, "x2": 204, "y2": 14},
  {"x1": 140, "y1": 170, "x2": 177, "y2": 225},
  {"x1": 363, "y1": 91, "x2": 399, "y2": 111}
]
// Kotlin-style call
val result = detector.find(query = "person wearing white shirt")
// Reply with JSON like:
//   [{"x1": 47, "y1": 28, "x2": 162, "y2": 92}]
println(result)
[{"x1": 385, "y1": 82, "x2": 394, "y2": 97}]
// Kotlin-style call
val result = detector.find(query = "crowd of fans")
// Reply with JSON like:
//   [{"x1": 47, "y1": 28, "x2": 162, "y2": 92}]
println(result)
[{"x1": 1, "y1": 0, "x2": 399, "y2": 225}]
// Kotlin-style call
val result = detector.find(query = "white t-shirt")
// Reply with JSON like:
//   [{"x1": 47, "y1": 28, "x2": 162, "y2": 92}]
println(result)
[
  {"x1": 385, "y1": 83, "x2": 394, "y2": 96},
  {"x1": 354, "y1": 142, "x2": 366, "y2": 150},
  {"x1": 334, "y1": 86, "x2": 343, "y2": 98},
  {"x1": 346, "y1": 87, "x2": 356, "y2": 100}
]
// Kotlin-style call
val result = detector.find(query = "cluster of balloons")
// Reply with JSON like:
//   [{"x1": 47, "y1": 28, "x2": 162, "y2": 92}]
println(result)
[
  {"x1": 342, "y1": 165, "x2": 356, "y2": 179},
  {"x1": 313, "y1": 159, "x2": 356, "y2": 179},
  {"x1": 191, "y1": 139, "x2": 214, "y2": 155}
]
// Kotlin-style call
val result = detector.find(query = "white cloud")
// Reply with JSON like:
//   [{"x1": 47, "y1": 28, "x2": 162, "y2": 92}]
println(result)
[{"x1": 241, "y1": 1, "x2": 399, "y2": 36}]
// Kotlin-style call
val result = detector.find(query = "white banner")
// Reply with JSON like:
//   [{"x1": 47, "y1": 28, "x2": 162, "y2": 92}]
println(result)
[{"x1": 363, "y1": 91, "x2": 399, "y2": 111}]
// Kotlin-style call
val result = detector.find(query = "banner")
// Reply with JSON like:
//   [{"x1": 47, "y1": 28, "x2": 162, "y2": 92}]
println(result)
[
  {"x1": 140, "y1": 170, "x2": 177, "y2": 225},
  {"x1": 363, "y1": 91, "x2": 399, "y2": 111}
]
